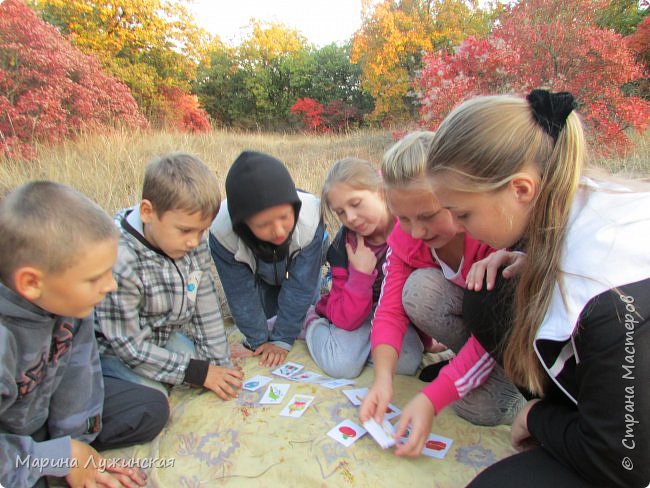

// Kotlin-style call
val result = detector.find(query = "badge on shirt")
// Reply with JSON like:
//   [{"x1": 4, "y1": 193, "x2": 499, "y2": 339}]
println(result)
[{"x1": 186, "y1": 271, "x2": 202, "y2": 302}]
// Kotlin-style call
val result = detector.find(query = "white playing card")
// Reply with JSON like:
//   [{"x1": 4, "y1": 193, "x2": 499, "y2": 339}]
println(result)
[
  {"x1": 259, "y1": 383, "x2": 290, "y2": 404},
  {"x1": 290, "y1": 371, "x2": 323, "y2": 383},
  {"x1": 342, "y1": 387, "x2": 368, "y2": 406},
  {"x1": 363, "y1": 418, "x2": 396, "y2": 449},
  {"x1": 279, "y1": 394, "x2": 315, "y2": 418},
  {"x1": 327, "y1": 420, "x2": 367, "y2": 447},
  {"x1": 421, "y1": 433, "x2": 453, "y2": 459},
  {"x1": 321, "y1": 378, "x2": 355, "y2": 389},
  {"x1": 242, "y1": 375, "x2": 272, "y2": 391},
  {"x1": 272, "y1": 361, "x2": 304, "y2": 379}
]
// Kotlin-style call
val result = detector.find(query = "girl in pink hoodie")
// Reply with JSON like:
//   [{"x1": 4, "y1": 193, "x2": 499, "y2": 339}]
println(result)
[
  {"x1": 360, "y1": 131, "x2": 524, "y2": 428},
  {"x1": 305, "y1": 158, "x2": 423, "y2": 378}
]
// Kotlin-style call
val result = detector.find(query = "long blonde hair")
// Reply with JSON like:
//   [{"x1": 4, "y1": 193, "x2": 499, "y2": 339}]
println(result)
[
  {"x1": 321, "y1": 157, "x2": 384, "y2": 222},
  {"x1": 426, "y1": 94, "x2": 585, "y2": 395}
]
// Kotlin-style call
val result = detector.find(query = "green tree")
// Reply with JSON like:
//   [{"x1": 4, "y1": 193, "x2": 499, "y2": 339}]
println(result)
[
  {"x1": 597, "y1": 0, "x2": 649, "y2": 35},
  {"x1": 309, "y1": 43, "x2": 374, "y2": 114},
  {"x1": 195, "y1": 32, "x2": 373, "y2": 130}
]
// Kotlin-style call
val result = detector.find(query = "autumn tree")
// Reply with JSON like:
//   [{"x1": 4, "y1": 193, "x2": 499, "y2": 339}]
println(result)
[
  {"x1": 195, "y1": 22, "x2": 371, "y2": 130},
  {"x1": 291, "y1": 97, "x2": 362, "y2": 132},
  {"x1": 351, "y1": 0, "x2": 495, "y2": 124},
  {"x1": 416, "y1": 0, "x2": 650, "y2": 153},
  {"x1": 625, "y1": 13, "x2": 650, "y2": 100},
  {"x1": 29, "y1": 0, "x2": 209, "y2": 125},
  {"x1": 0, "y1": 0, "x2": 147, "y2": 159}
]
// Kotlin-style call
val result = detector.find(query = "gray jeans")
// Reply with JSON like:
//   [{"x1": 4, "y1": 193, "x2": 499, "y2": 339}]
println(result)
[
  {"x1": 100, "y1": 331, "x2": 197, "y2": 397},
  {"x1": 403, "y1": 268, "x2": 525, "y2": 426},
  {"x1": 305, "y1": 314, "x2": 423, "y2": 379}
]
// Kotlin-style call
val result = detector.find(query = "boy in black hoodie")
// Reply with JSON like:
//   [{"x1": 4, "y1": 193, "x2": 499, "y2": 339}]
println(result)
[{"x1": 209, "y1": 151, "x2": 326, "y2": 367}]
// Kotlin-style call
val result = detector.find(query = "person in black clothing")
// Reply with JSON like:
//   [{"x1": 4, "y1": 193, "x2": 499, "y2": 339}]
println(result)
[{"x1": 419, "y1": 90, "x2": 649, "y2": 488}]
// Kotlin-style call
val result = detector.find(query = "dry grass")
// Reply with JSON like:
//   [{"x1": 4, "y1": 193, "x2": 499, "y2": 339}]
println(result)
[
  {"x1": 1, "y1": 129, "x2": 647, "y2": 213},
  {"x1": 597, "y1": 131, "x2": 650, "y2": 180},
  {"x1": 0, "y1": 128, "x2": 395, "y2": 214}
]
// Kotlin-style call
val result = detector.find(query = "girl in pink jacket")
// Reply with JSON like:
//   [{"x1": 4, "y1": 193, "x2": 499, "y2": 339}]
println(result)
[
  {"x1": 305, "y1": 158, "x2": 423, "y2": 378},
  {"x1": 360, "y1": 131, "x2": 525, "y2": 428}
]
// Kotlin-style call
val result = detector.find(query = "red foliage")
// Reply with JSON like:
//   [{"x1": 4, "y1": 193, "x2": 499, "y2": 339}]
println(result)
[
  {"x1": 291, "y1": 98, "x2": 360, "y2": 133},
  {"x1": 291, "y1": 97, "x2": 327, "y2": 132},
  {"x1": 0, "y1": 0, "x2": 149, "y2": 159},
  {"x1": 324, "y1": 100, "x2": 361, "y2": 132},
  {"x1": 626, "y1": 15, "x2": 650, "y2": 66},
  {"x1": 160, "y1": 86, "x2": 211, "y2": 133},
  {"x1": 415, "y1": 0, "x2": 650, "y2": 155}
]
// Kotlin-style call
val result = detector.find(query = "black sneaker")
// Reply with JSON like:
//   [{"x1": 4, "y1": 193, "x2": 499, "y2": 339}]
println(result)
[{"x1": 418, "y1": 359, "x2": 450, "y2": 382}]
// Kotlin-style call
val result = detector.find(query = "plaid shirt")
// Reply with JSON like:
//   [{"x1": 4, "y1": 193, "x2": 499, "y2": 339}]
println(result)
[{"x1": 95, "y1": 206, "x2": 231, "y2": 385}]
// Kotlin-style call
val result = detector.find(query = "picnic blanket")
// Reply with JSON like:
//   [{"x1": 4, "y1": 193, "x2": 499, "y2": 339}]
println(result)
[{"x1": 100, "y1": 338, "x2": 516, "y2": 487}]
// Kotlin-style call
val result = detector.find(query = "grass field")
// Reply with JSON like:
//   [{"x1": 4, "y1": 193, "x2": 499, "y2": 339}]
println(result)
[
  {"x1": 1, "y1": 128, "x2": 648, "y2": 215},
  {"x1": 0, "y1": 129, "x2": 397, "y2": 214}
]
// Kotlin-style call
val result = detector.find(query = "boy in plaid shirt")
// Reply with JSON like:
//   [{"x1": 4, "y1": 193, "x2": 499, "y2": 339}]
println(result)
[{"x1": 95, "y1": 153, "x2": 243, "y2": 401}]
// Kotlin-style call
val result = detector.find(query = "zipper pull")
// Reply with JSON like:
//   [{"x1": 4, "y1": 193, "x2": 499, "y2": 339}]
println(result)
[{"x1": 285, "y1": 270, "x2": 289, "y2": 280}]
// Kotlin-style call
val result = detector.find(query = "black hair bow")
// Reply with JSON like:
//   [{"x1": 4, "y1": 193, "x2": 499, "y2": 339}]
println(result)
[{"x1": 526, "y1": 89, "x2": 577, "y2": 142}]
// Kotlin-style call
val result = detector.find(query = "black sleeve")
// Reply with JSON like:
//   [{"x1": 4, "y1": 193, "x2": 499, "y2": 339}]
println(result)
[
  {"x1": 528, "y1": 278, "x2": 650, "y2": 488},
  {"x1": 326, "y1": 226, "x2": 348, "y2": 269}
]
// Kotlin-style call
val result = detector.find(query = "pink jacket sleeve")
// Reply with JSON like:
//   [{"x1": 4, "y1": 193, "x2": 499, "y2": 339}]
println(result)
[
  {"x1": 315, "y1": 265, "x2": 377, "y2": 331},
  {"x1": 421, "y1": 335, "x2": 495, "y2": 414},
  {"x1": 370, "y1": 246, "x2": 415, "y2": 354}
]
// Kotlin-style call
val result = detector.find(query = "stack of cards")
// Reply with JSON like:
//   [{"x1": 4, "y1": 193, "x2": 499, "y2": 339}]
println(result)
[{"x1": 363, "y1": 418, "x2": 397, "y2": 449}]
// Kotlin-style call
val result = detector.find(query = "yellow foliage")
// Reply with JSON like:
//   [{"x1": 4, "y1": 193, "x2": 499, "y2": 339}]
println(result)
[{"x1": 352, "y1": 0, "x2": 494, "y2": 123}]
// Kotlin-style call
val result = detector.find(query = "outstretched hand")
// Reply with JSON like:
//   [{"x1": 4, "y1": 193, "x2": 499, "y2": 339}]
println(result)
[{"x1": 359, "y1": 376, "x2": 393, "y2": 424}]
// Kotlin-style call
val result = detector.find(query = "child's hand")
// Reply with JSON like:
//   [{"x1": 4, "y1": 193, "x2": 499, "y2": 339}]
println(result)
[
  {"x1": 253, "y1": 342, "x2": 288, "y2": 367},
  {"x1": 346, "y1": 235, "x2": 377, "y2": 275},
  {"x1": 393, "y1": 393, "x2": 435, "y2": 457},
  {"x1": 511, "y1": 398, "x2": 540, "y2": 450},
  {"x1": 359, "y1": 376, "x2": 393, "y2": 424},
  {"x1": 466, "y1": 250, "x2": 527, "y2": 291},
  {"x1": 203, "y1": 364, "x2": 244, "y2": 400},
  {"x1": 67, "y1": 439, "x2": 147, "y2": 488},
  {"x1": 100, "y1": 463, "x2": 148, "y2": 488}
]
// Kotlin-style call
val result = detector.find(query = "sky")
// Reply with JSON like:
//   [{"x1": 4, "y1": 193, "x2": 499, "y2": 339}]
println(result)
[{"x1": 188, "y1": 0, "x2": 364, "y2": 47}]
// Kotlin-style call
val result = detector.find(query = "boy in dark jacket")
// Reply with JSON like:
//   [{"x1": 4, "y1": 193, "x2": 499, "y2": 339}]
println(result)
[
  {"x1": 0, "y1": 182, "x2": 165, "y2": 487},
  {"x1": 210, "y1": 151, "x2": 326, "y2": 367}
]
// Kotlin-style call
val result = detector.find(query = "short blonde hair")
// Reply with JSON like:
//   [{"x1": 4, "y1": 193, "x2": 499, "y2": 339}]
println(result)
[
  {"x1": 0, "y1": 181, "x2": 118, "y2": 284},
  {"x1": 381, "y1": 131, "x2": 435, "y2": 189},
  {"x1": 143, "y1": 153, "x2": 220, "y2": 219}
]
